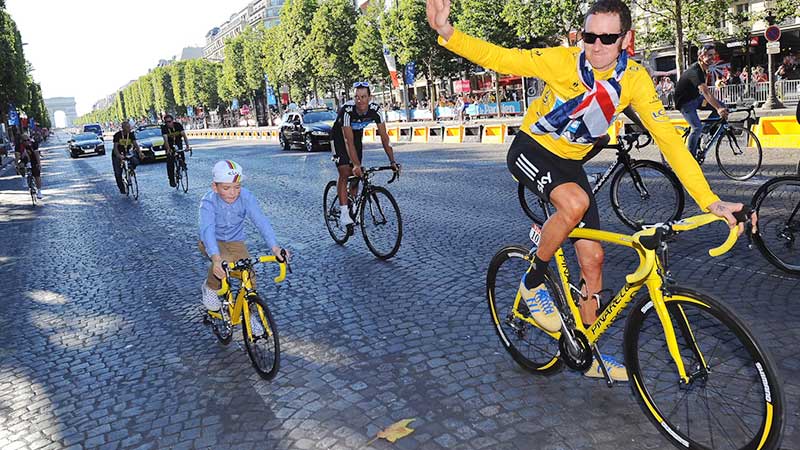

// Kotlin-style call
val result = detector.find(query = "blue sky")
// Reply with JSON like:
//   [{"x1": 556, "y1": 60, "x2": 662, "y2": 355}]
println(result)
[{"x1": 7, "y1": 0, "x2": 250, "y2": 115}]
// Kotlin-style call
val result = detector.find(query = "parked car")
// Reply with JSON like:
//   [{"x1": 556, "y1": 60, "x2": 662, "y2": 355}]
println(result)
[
  {"x1": 278, "y1": 108, "x2": 336, "y2": 152},
  {"x1": 135, "y1": 125, "x2": 166, "y2": 162},
  {"x1": 69, "y1": 132, "x2": 105, "y2": 158},
  {"x1": 82, "y1": 123, "x2": 103, "y2": 139}
]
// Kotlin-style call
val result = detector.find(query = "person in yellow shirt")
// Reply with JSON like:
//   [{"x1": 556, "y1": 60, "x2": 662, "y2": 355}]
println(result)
[{"x1": 427, "y1": 0, "x2": 753, "y2": 380}]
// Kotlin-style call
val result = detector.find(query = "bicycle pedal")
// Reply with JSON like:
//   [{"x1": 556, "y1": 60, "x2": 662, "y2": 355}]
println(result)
[{"x1": 591, "y1": 346, "x2": 615, "y2": 388}]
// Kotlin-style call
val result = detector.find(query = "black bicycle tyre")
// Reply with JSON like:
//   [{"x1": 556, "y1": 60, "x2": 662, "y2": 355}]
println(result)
[
  {"x1": 360, "y1": 186, "x2": 402, "y2": 259},
  {"x1": 751, "y1": 176, "x2": 800, "y2": 274},
  {"x1": 179, "y1": 165, "x2": 189, "y2": 193},
  {"x1": 242, "y1": 294, "x2": 280, "y2": 380},
  {"x1": 610, "y1": 160, "x2": 685, "y2": 230},
  {"x1": 624, "y1": 286, "x2": 784, "y2": 450},
  {"x1": 517, "y1": 183, "x2": 548, "y2": 225},
  {"x1": 129, "y1": 171, "x2": 139, "y2": 200},
  {"x1": 715, "y1": 126, "x2": 762, "y2": 181},
  {"x1": 323, "y1": 180, "x2": 350, "y2": 244},
  {"x1": 210, "y1": 306, "x2": 233, "y2": 345},
  {"x1": 486, "y1": 245, "x2": 564, "y2": 375}
]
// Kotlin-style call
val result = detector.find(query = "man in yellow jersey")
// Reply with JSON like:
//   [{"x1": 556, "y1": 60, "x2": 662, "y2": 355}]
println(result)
[{"x1": 427, "y1": 0, "x2": 752, "y2": 380}]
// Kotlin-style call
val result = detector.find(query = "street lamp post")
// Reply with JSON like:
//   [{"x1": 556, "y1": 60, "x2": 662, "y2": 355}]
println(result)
[{"x1": 761, "y1": 1, "x2": 785, "y2": 110}]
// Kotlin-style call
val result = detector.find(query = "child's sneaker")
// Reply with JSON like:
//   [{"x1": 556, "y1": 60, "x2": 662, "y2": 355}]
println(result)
[
  {"x1": 519, "y1": 276, "x2": 561, "y2": 332},
  {"x1": 249, "y1": 311, "x2": 265, "y2": 337},
  {"x1": 584, "y1": 354, "x2": 628, "y2": 382},
  {"x1": 201, "y1": 282, "x2": 222, "y2": 311}
]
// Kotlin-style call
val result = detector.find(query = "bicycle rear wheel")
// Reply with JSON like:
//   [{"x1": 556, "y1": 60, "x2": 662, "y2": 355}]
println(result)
[
  {"x1": 517, "y1": 183, "x2": 548, "y2": 225},
  {"x1": 486, "y1": 245, "x2": 563, "y2": 375},
  {"x1": 242, "y1": 294, "x2": 280, "y2": 380},
  {"x1": 360, "y1": 186, "x2": 402, "y2": 259},
  {"x1": 323, "y1": 180, "x2": 350, "y2": 244},
  {"x1": 624, "y1": 287, "x2": 784, "y2": 450},
  {"x1": 751, "y1": 176, "x2": 800, "y2": 274},
  {"x1": 610, "y1": 160, "x2": 685, "y2": 230},
  {"x1": 716, "y1": 126, "x2": 762, "y2": 181},
  {"x1": 129, "y1": 171, "x2": 139, "y2": 200}
]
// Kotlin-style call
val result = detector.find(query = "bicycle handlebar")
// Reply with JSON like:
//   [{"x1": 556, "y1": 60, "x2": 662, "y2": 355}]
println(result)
[
  {"x1": 221, "y1": 255, "x2": 288, "y2": 284},
  {"x1": 347, "y1": 165, "x2": 401, "y2": 184}
]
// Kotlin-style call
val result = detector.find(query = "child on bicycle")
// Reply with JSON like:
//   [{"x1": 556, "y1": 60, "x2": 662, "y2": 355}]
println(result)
[{"x1": 198, "y1": 160, "x2": 289, "y2": 329}]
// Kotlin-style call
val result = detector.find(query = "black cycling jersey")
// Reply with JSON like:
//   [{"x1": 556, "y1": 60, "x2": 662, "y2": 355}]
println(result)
[
  {"x1": 332, "y1": 101, "x2": 383, "y2": 136},
  {"x1": 161, "y1": 122, "x2": 185, "y2": 149}
]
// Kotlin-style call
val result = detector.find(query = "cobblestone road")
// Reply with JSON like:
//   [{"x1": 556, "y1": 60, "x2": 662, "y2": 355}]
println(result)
[{"x1": 1, "y1": 132, "x2": 798, "y2": 450}]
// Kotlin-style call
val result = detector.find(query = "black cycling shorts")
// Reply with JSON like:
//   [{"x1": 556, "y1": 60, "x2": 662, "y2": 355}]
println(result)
[
  {"x1": 332, "y1": 129, "x2": 363, "y2": 167},
  {"x1": 507, "y1": 131, "x2": 599, "y2": 230}
]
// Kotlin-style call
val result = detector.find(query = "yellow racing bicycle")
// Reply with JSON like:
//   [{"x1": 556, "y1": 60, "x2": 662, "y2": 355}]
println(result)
[
  {"x1": 486, "y1": 211, "x2": 784, "y2": 450},
  {"x1": 203, "y1": 252, "x2": 289, "y2": 380}
]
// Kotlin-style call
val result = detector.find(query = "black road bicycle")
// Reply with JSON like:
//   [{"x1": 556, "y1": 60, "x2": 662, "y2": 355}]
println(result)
[
  {"x1": 173, "y1": 147, "x2": 191, "y2": 193},
  {"x1": 751, "y1": 166, "x2": 800, "y2": 274},
  {"x1": 121, "y1": 155, "x2": 139, "y2": 200},
  {"x1": 519, "y1": 132, "x2": 685, "y2": 230},
  {"x1": 669, "y1": 105, "x2": 762, "y2": 181},
  {"x1": 323, "y1": 166, "x2": 402, "y2": 259}
]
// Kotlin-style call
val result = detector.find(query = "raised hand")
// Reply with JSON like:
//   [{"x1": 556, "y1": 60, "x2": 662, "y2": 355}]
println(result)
[{"x1": 426, "y1": 0, "x2": 454, "y2": 39}]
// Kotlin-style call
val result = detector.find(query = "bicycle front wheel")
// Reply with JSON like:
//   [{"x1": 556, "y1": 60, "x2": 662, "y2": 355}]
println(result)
[
  {"x1": 128, "y1": 171, "x2": 139, "y2": 200},
  {"x1": 715, "y1": 126, "x2": 762, "y2": 181},
  {"x1": 751, "y1": 176, "x2": 800, "y2": 274},
  {"x1": 323, "y1": 180, "x2": 350, "y2": 244},
  {"x1": 486, "y1": 245, "x2": 563, "y2": 375},
  {"x1": 360, "y1": 186, "x2": 402, "y2": 259},
  {"x1": 242, "y1": 294, "x2": 280, "y2": 380},
  {"x1": 517, "y1": 183, "x2": 548, "y2": 225},
  {"x1": 624, "y1": 287, "x2": 784, "y2": 450},
  {"x1": 610, "y1": 160, "x2": 685, "y2": 230},
  {"x1": 179, "y1": 165, "x2": 189, "y2": 193}
]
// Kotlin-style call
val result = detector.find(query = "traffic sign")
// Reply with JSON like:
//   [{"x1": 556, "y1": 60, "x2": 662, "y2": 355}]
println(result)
[
  {"x1": 764, "y1": 25, "x2": 781, "y2": 42},
  {"x1": 766, "y1": 41, "x2": 781, "y2": 54}
]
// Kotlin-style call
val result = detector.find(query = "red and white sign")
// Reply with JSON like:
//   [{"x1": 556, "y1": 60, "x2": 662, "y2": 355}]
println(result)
[
  {"x1": 453, "y1": 80, "x2": 471, "y2": 94},
  {"x1": 750, "y1": 37, "x2": 760, "y2": 47},
  {"x1": 764, "y1": 25, "x2": 781, "y2": 42}
]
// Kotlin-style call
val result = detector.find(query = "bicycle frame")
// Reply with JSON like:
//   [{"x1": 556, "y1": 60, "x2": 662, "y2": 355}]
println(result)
[
  {"x1": 208, "y1": 256, "x2": 287, "y2": 337},
  {"x1": 506, "y1": 213, "x2": 739, "y2": 383}
]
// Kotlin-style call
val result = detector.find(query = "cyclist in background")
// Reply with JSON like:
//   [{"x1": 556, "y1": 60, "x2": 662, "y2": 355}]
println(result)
[
  {"x1": 331, "y1": 82, "x2": 399, "y2": 228},
  {"x1": 162, "y1": 114, "x2": 191, "y2": 188},
  {"x1": 17, "y1": 134, "x2": 43, "y2": 199},
  {"x1": 674, "y1": 44, "x2": 729, "y2": 156},
  {"x1": 112, "y1": 122, "x2": 145, "y2": 195}
]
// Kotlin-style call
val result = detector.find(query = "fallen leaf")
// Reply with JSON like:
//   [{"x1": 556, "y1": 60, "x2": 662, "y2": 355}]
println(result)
[{"x1": 365, "y1": 418, "x2": 416, "y2": 446}]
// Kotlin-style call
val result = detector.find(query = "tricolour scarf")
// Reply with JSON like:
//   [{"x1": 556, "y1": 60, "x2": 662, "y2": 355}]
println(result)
[{"x1": 531, "y1": 50, "x2": 628, "y2": 144}]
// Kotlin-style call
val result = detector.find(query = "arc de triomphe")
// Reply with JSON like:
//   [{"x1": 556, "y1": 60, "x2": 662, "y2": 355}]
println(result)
[{"x1": 44, "y1": 97, "x2": 78, "y2": 128}]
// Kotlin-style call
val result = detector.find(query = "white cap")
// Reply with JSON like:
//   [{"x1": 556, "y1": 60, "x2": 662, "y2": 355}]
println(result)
[{"x1": 212, "y1": 160, "x2": 244, "y2": 183}]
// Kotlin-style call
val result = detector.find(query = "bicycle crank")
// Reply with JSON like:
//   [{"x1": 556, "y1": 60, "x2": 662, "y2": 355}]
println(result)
[{"x1": 558, "y1": 329, "x2": 593, "y2": 372}]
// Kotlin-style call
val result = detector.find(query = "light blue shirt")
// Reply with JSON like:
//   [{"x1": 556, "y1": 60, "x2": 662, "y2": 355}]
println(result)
[{"x1": 199, "y1": 187, "x2": 278, "y2": 257}]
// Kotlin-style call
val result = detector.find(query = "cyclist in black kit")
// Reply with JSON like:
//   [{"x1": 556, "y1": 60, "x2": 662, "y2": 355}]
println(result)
[{"x1": 331, "y1": 81, "x2": 399, "y2": 227}]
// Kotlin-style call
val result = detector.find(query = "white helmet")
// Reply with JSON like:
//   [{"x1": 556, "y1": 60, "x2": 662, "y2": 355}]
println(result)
[{"x1": 212, "y1": 160, "x2": 244, "y2": 183}]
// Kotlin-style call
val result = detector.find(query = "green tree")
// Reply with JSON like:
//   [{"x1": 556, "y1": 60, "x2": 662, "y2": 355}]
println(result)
[
  {"x1": 351, "y1": 1, "x2": 388, "y2": 84},
  {"x1": 221, "y1": 34, "x2": 247, "y2": 104},
  {"x1": 151, "y1": 66, "x2": 174, "y2": 116},
  {"x1": 138, "y1": 73, "x2": 155, "y2": 120},
  {"x1": 501, "y1": 0, "x2": 584, "y2": 46},
  {"x1": 242, "y1": 27, "x2": 266, "y2": 98},
  {"x1": 455, "y1": 0, "x2": 518, "y2": 117},
  {"x1": 170, "y1": 61, "x2": 187, "y2": 111},
  {"x1": 309, "y1": 0, "x2": 358, "y2": 105},
  {"x1": 0, "y1": 10, "x2": 29, "y2": 123},
  {"x1": 382, "y1": 0, "x2": 463, "y2": 115},
  {"x1": 114, "y1": 91, "x2": 126, "y2": 122},
  {"x1": 262, "y1": 24, "x2": 290, "y2": 113},
  {"x1": 632, "y1": 0, "x2": 742, "y2": 74},
  {"x1": 278, "y1": 0, "x2": 318, "y2": 101}
]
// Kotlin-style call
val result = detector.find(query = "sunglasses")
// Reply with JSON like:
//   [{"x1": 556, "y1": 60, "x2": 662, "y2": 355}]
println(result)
[
  {"x1": 353, "y1": 81, "x2": 370, "y2": 88},
  {"x1": 583, "y1": 32, "x2": 624, "y2": 45}
]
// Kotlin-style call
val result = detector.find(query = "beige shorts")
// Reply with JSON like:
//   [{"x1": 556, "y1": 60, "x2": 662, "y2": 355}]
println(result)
[{"x1": 198, "y1": 240, "x2": 252, "y2": 290}]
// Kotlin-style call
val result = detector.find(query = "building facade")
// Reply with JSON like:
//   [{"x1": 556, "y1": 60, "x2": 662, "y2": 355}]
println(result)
[{"x1": 203, "y1": 0, "x2": 284, "y2": 62}]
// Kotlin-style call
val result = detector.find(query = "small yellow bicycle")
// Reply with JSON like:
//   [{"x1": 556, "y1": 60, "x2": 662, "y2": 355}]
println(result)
[
  {"x1": 486, "y1": 212, "x2": 784, "y2": 450},
  {"x1": 203, "y1": 252, "x2": 289, "y2": 380}
]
